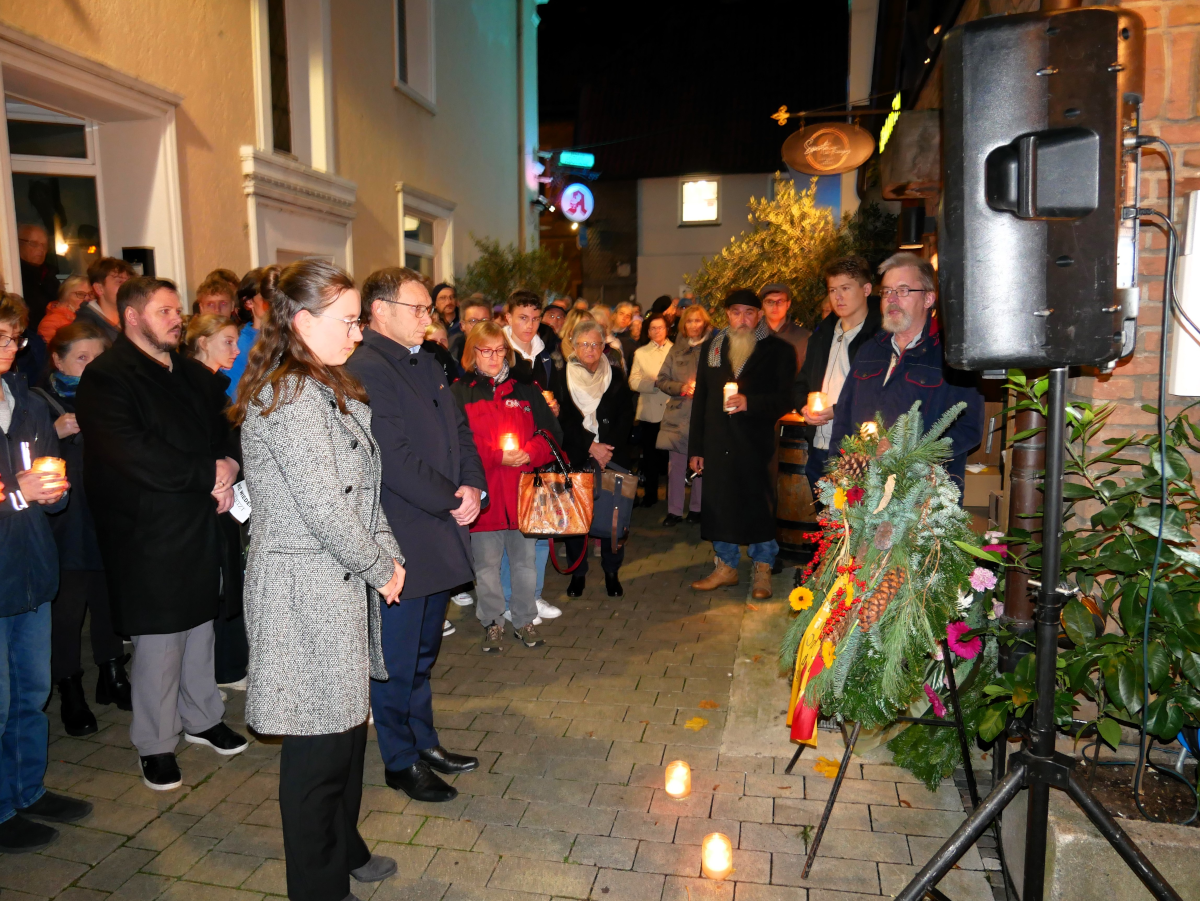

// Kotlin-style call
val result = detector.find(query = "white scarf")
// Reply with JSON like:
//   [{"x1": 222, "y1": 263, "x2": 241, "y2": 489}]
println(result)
[
  {"x1": 504, "y1": 325, "x2": 545, "y2": 363},
  {"x1": 566, "y1": 354, "x2": 612, "y2": 439}
]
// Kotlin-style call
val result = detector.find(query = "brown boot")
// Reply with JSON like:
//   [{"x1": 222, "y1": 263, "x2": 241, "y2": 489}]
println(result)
[
  {"x1": 751, "y1": 562, "x2": 773, "y2": 599},
  {"x1": 691, "y1": 557, "x2": 739, "y2": 591}
]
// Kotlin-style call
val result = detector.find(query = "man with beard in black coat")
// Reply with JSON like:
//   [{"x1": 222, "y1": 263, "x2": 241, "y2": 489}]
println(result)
[
  {"x1": 75, "y1": 277, "x2": 248, "y2": 793},
  {"x1": 347, "y1": 267, "x2": 486, "y2": 804},
  {"x1": 688, "y1": 289, "x2": 796, "y2": 601}
]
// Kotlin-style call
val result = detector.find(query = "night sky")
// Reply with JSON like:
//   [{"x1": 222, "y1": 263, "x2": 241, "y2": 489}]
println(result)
[{"x1": 537, "y1": 0, "x2": 851, "y2": 179}]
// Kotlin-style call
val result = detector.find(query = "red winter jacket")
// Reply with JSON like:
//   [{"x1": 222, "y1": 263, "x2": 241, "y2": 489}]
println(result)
[{"x1": 451, "y1": 371, "x2": 564, "y2": 532}]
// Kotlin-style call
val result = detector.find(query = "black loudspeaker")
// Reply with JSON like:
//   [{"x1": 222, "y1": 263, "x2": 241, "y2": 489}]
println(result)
[{"x1": 939, "y1": 7, "x2": 1145, "y2": 370}]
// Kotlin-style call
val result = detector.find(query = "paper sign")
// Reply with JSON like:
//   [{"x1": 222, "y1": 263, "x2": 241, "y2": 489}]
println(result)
[{"x1": 230, "y1": 481, "x2": 252, "y2": 523}]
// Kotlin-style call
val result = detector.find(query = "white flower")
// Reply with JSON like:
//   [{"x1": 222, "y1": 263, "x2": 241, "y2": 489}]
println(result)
[
  {"x1": 956, "y1": 587, "x2": 973, "y2": 612},
  {"x1": 984, "y1": 530, "x2": 1004, "y2": 543}
]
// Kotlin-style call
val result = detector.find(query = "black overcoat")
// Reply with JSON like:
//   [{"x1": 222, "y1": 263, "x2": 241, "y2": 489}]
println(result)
[
  {"x1": 75, "y1": 335, "x2": 235, "y2": 636},
  {"x1": 345, "y1": 329, "x2": 487, "y2": 600},
  {"x1": 547, "y1": 351, "x2": 635, "y2": 471},
  {"x1": 688, "y1": 331, "x2": 797, "y2": 545}
]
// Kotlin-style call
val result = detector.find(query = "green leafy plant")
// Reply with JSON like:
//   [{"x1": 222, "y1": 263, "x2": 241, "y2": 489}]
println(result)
[
  {"x1": 686, "y1": 176, "x2": 897, "y2": 327},
  {"x1": 978, "y1": 372, "x2": 1200, "y2": 749},
  {"x1": 457, "y1": 236, "x2": 570, "y2": 303}
]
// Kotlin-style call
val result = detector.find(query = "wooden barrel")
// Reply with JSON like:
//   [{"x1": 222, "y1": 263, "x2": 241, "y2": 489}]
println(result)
[{"x1": 776, "y1": 417, "x2": 818, "y2": 558}]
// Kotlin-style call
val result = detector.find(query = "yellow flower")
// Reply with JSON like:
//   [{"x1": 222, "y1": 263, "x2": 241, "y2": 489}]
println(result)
[
  {"x1": 789, "y1": 586, "x2": 814, "y2": 611},
  {"x1": 833, "y1": 487, "x2": 846, "y2": 510},
  {"x1": 821, "y1": 640, "x2": 835, "y2": 668},
  {"x1": 813, "y1": 756, "x2": 841, "y2": 778}
]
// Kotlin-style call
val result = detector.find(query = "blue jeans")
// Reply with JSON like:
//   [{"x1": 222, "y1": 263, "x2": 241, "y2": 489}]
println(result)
[
  {"x1": 713, "y1": 540, "x2": 779, "y2": 569},
  {"x1": 501, "y1": 538, "x2": 548, "y2": 603},
  {"x1": 805, "y1": 445, "x2": 830, "y2": 493},
  {"x1": 0, "y1": 604, "x2": 51, "y2": 823}
]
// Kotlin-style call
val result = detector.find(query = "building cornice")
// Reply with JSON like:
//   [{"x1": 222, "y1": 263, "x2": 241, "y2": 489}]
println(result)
[{"x1": 241, "y1": 147, "x2": 357, "y2": 222}]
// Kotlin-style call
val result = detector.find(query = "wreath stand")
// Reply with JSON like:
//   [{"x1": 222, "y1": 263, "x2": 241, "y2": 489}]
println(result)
[{"x1": 783, "y1": 637, "x2": 985, "y2": 880}]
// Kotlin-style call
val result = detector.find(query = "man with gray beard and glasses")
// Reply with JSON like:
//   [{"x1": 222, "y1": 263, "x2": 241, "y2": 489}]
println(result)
[{"x1": 688, "y1": 289, "x2": 796, "y2": 600}]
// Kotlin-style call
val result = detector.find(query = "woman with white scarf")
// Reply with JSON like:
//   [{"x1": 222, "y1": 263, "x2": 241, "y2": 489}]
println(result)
[{"x1": 548, "y1": 320, "x2": 634, "y2": 599}]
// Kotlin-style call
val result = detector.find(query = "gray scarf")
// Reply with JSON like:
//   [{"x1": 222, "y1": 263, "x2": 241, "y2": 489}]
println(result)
[{"x1": 706, "y1": 319, "x2": 770, "y2": 374}]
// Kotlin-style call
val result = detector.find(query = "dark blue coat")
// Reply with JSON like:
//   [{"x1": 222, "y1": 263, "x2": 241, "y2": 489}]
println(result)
[
  {"x1": 829, "y1": 318, "x2": 984, "y2": 485},
  {"x1": 345, "y1": 329, "x2": 487, "y2": 600},
  {"x1": 0, "y1": 371, "x2": 66, "y2": 617}
]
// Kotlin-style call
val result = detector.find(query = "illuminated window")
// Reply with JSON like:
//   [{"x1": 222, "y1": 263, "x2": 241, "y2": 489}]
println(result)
[{"x1": 680, "y1": 178, "x2": 720, "y2": 225}]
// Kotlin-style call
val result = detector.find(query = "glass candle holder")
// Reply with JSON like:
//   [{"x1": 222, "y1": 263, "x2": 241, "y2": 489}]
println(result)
[
  {"x1": 664, "y1": 760, "x2": 691, "y2": 799},
  {"x1": 701, "y1": 832, "x2": 733, "y2": 880},
  {"x1": 31, "y1": 456, "x2": 67, "y2": 480},
  {"x1": 500, "y1": 433, "x2": 518, "y2": 452},
  {"x1": 860, "y1": 421, "x2": 879, "y2": 439},
  {"x1": 807, "y1": 391, "x2": 829, "y2": 414}
]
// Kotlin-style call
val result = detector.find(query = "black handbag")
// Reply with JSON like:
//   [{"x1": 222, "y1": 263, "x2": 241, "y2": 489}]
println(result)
[{"x1": 588, "y1": 462, "x2": 639, "y2": 553}]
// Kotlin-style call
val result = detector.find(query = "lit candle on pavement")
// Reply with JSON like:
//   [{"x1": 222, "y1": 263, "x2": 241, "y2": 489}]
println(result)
[
  {"x1": 664, "y1": 760, "x2": 691, "y2": 799},
  {"x1": 701, "y1": 832, "x2": 733, "y2": 880}
]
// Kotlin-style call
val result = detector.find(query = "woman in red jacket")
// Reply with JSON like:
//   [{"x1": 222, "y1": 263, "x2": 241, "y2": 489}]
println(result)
[{"x1": 452, "y1": 322, "x2": 562, "y2": 653}]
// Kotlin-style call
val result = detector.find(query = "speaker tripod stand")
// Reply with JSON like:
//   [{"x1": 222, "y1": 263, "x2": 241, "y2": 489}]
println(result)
[{"x1": 895, "y1": 367, "x2": 1181, "y2": 901}]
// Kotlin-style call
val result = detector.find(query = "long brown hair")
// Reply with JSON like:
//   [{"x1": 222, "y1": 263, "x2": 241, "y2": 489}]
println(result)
[{"x1": 230, "y1": 260, "x2": 368, "y2": 424}]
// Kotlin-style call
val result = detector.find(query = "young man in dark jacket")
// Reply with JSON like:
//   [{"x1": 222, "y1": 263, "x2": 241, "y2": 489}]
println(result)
[
  {"x1": 0, "y1": 294, "x2": 92, "y2": 853},
  {"x1": 797, "y1": 256, "x2": 882, "y2": 488},
  {"x1": 829, "y1": 253, "x2": 984, "y2": 487}
]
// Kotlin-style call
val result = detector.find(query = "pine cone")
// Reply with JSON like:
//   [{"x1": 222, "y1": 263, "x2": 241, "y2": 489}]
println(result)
[
  {"x1": 838, "y1": 452, "x2": 871, "y2": 482},
  {"x1": 873, "y1": 521, "x2": 895, "y2": 551},
  {"x1": 857, "y1": 568, "x2": 906, "y2": 631}
]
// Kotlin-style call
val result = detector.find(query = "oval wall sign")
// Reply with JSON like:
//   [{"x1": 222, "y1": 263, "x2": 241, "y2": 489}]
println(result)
[{"x1": 782, "y1": 123, "x2": 875, "y2": 175}]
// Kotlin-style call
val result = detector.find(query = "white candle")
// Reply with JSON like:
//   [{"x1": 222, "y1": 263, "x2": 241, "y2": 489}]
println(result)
[
  {"x1": 664, "y1": 760, "x2": 691, "y2": 799},
  {"x1": 701, "y1": 832, "x2": 733, "y2": 880},
  {"x1": 860, "y1": 421, "x2": 879, "y2": 439},
  {"x1": 723, "y1": 382, "x2": 738, "y2": 412}
]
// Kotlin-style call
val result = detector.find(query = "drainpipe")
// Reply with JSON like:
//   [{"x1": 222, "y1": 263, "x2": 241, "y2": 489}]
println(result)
[{"x1": 516, "y1": 0, "x2": 527, "y2": 252}]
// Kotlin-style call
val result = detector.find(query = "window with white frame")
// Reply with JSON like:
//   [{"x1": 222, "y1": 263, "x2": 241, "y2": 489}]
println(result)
[
  {"x1": 679, "y1": 177, "x2": 720, "y2": 225},
  {"x1": 397, "y1": 183, "x2": 454, "y2": 283},
  {"x1": 395, "y1": 0, "x2": 435, "y2": 112}
]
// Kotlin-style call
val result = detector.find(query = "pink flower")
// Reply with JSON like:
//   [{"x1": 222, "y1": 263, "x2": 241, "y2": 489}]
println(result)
[
  {"x1": 924, "y1": 684, "x2": 947, "y2": 718},
  {"x1": 981, "y1": 544, "x2": 1009, "y2": 558},
  {"x1": 946, "y1": 621, "x2": 982, "y2": 659},
  {"x1": 992, "y1": 600, "x2": 1005, "y2": 620},
  {"x1": 969, "y1": 567, "x2": 997, "y2": 592}
]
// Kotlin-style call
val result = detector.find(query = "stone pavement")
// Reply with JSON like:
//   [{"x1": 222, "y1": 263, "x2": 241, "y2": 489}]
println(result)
[{"x1": 2, "y1": 507, "x2": 998, "y2": 901}]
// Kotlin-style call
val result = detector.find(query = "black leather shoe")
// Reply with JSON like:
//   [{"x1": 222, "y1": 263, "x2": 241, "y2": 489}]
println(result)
[
  {"x1": 662, "y1": 514, "x2": 683, "y2": 527},
  {"x1": 567, "y1": 575, "x2": 586, "y2": 598},
  {"x1": 18, "y1": 791, "x2": 93, "y2": 823},
  {"x1": 0, "y1": 814, "x2": 57, "y2": 853},
  {"x1": 605, "y1": 573, "x2": 623, "y2": 597},
  {"x1": 185, "y1": 722, "x2": 249, "y2": 756},
  {"x1": 96, "y1": 657, "x2": 132, "y2": 711},
  {"x1": 58, "y1": 672, "x2": 97, "y2": 736},
  {"x1": 419, "y1": 745, "x2": 479, "y2": 774},
  {"x1": 385, "y1": 761, "x2": 458, "y2": 802},
  {"x1": 140, "y1": 753, "x2": 183, "y2": 791},
  {"x1": 685, "y1": 511, "x2": 701, "y2": 524}
]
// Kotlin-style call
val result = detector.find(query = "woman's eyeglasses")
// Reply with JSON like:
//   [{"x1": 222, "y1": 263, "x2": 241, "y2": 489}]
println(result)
[
  {"x1": 576, "y1": 341, "x2": 603, "y2": 351},
  {"x1": 475, "y1": 346, "x2": 507, "y2": 358},
  {"x1": 0, "y1": 335, "x2": 28, "y2": 351},
  {"x1": 317, "y1": 314, "x2": 365, "y2": 336}
]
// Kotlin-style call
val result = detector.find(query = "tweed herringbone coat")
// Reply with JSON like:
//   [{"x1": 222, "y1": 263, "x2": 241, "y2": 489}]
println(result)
[{"x1": 240, "y1": 376, "x2": 403, "y2": 736}]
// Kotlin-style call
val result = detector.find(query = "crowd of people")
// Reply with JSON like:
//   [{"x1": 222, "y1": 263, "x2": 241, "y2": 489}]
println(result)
[{"x1": 1, "y1": 224, "x2": 986, "y2": 901}]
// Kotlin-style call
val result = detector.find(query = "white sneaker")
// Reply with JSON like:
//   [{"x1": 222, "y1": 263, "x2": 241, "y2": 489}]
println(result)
[
  {"x1": 443, "y1": 620, "x2": 455, "y2": 637},
  {"x1": 502, "y1": 609, "x2": 542, "y2": 626},
  {"x1": 535, "y1": 598, "x2": 562, "y2": 619},
  {"x1": 217, "y1": 677, "x2": 247, "y2": 691},
  {"x1": 451, "y1": 592, "x2": 474, "y2": 606}
]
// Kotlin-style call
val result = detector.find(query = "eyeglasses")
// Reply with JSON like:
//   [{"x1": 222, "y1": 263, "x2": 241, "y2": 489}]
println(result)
[
  {"x1": 317, "y1": 313, "x2": 365, "y2": 336},
  {"x1": 378, "y1": 299, "x2": 434, "y2": 319},
  {"x1": 880, "y1": 286, "x2": 929, "y2": 300},
  {"x1": 475, "y1": 346, "x2": 507, "y2": 358},
  {"x1": 0, "y1": 335, "x2": 28, "y2": 350},
  {"x1": 576, "y1": 341, "x2": 603, "y2": 351},
  {"x1": 463, "y1": 317, "x2": 491, "y2": 327}
]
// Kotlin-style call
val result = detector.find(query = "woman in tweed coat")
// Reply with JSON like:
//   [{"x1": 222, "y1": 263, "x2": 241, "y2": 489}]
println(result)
[{"x1": 232, "y1": 261, "x2": 405, "y2": 901}]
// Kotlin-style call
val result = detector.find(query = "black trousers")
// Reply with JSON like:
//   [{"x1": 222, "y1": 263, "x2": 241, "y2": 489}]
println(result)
[
  {"x1": 279, "y1": 722, "x2": 371, "y2": 901},
  {"x1": 637, "y1": 420, "x2": 666, "y2": 502},
  {"x1": 564, "y1": 536, "x2": 624, "y2": 576},
  {"x1": 51, "y1": 569, "x2": 124, "y2": 683},
  {"x1": 213, "y1": 609, "x2": 248, "y2": 685}
]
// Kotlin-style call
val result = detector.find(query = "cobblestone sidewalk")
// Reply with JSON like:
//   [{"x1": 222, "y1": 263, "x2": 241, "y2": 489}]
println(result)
[{"x1": 1, "y1": 509, "x2": 996, "y2": 901}]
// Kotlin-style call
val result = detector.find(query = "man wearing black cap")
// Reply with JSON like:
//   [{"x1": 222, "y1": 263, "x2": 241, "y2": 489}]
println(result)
[{"x1": 687, "y1": 289, "x2": 797, "y2": 600}]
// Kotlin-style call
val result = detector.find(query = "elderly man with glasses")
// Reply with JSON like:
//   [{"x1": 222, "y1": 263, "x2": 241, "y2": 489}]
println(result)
[
  {"x1": 828, "y1": 252, "x2": 984, "y2": 488},
  {"x1": 345, "y1": 268, "x2": 486, "y2": 804}
]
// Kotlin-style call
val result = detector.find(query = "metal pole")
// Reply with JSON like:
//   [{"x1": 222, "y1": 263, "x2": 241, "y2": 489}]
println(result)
[
  {"x1": 783, "y1": 744, "x2": 805, "y2": 776},
  {"x1": 942, "y1": 638, "x2": 980, "y2": 809},
  {"x1": 894, "y1": 763, "x2": 1028, "y2": 901},
  {"x1": 1021, "y1": 366, "x2": 1068, "y2": 901},
  {"x1": 801, "y1": 721, "x2": 862, "y2": 878}
]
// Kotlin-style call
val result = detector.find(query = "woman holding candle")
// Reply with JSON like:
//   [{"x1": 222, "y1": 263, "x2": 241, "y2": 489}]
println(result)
[
  {"x1": 628, "y1": 314, "x2": 672, "y2": 508},
  {"x1": 0, "y1": 293, "x2": 90, "y2": 853},
  {"x1": 451, "y1": 322, "x2": 561, "y2": 653},
  {"x1": 549, "y1": 319, "x2": 635, "y2": 598},
  {"x1": 654, "y1": 305, "x2": 711, "y2": 526},
  {"x1": 33, "y1": 322, "x2": 131, "y2": 736},
  {"x1": 233, "y1": 261, "x2": 405, "y2": 901}
]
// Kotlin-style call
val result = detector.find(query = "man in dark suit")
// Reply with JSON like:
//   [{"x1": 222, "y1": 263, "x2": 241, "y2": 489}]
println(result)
[
  {"x1": 75, "y1": 277, "x2": 247, "y2": 793},
  {"x1": 347, "y1": 267, "x2": 487, "y2": 803}
]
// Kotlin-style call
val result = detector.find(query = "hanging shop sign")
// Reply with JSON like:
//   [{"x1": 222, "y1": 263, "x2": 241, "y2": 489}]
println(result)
[
  {"x1": 560, "y1": 183, "x2": 594, "y2": 222},
  {"x1": 782, "y1": 123, "x2": 875, "y2": 176}
]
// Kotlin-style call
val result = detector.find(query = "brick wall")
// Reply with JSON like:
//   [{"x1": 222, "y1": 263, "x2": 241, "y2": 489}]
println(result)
[{"x1": 1071, "y1": 1, "x2": 1200, "y2": 453}]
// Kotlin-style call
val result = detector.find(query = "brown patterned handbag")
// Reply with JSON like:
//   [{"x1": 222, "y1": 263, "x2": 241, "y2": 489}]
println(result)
[{"x1": 517, "y1": 429, "x2": 595, "y2": 544}]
